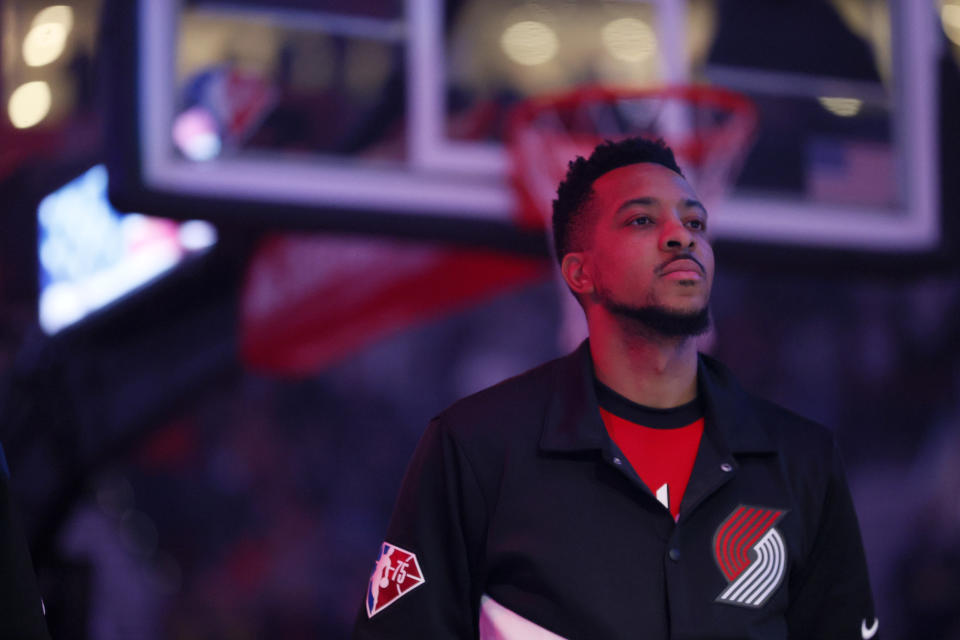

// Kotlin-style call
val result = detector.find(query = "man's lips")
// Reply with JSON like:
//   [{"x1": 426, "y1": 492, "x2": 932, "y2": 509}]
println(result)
[{"x1": 658, "y1": 257, "x2": 705, "y2": 278}]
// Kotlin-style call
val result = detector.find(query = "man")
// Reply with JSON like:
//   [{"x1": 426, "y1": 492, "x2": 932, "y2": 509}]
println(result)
[{"x1": 353, "y1": 138, "x2": 878, "y2": 639}]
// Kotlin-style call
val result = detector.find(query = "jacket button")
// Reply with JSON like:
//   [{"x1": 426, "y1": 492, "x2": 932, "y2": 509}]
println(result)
[
  {"x1": 720, "y1": 463, "x2": 733, "y2": 472},
  {"x1": 668, "y1": 548, "x2": 681, "y2": 562},
  {"x1": 612, "y1": 457, "x2": 623, "y2": 466}
]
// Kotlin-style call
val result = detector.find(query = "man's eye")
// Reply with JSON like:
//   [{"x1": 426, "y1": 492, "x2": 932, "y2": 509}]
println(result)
[
  {"x1": 687, "y1": 219, "x2": 706, "y2": 231},
  {"x1": 629, "y1": 216, "x2": 652, "y2": 226}
]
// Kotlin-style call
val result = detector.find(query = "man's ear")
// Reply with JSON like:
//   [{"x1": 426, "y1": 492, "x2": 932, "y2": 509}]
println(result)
[{"x1": 560, "y1": 252, "x2": 594, "y2": 297}]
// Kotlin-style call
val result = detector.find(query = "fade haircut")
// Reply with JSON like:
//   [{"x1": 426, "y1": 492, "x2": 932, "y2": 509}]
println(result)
[{"x1": 551, "y1": 137, "x2": 684, "y2": 264}]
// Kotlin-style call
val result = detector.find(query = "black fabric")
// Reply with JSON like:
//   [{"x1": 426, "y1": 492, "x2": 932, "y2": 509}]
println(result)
[
  {"x1": 0, "y1": 445, "x2": 51, "y2": 640},
  {"x1": 353, "y1": 342, "x2": 877, "y2": 640},
  {"x1": 595, "y1": 380, "x2": 704, "y2": 429}
]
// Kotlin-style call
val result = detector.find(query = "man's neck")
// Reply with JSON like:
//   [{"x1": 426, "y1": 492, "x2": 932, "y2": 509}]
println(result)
[{"x1": 588, "y1": 314, "x2": 700, "y2": 409}]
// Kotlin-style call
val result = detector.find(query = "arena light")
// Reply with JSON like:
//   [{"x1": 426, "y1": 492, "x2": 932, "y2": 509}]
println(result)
[
  {"x1": 500, "y1": 20, "x2": 559, "y2": 66},
  {"x1": 818, "y1": 97, "x2": 862, "y2": 117},
  {"x1": 172, "y1": 107, "x2": 222, "y2": 162},
  {"x1": 37, "y1": 165, "x2": 219, "y2": 334},
  {"x1": 178, "y1": 220, "x2": 217, "y2": 251},
  {"x1": 943, "y1": 2, "x2": 960, "y2": 46},
  {"x1": 8, "y1": 81, "x2": 52, "y2": 128},
  {"x1": 602, "y1": 17, "x2": 657, "y2": 63},
  {"x1": 23, "y1": 22, "x2": 68, "y2": 67},
  {"x1": 32, "y1": 5, "x2": 74, "y2": 31}
]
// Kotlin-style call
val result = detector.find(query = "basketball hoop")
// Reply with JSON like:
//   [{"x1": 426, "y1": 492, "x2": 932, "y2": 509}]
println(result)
[{"x1": 506, "y1": 84, "x2": 758, "y2": 237}]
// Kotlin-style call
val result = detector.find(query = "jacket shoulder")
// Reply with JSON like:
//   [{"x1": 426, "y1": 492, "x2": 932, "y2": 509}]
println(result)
[
  {"x1": 425, "y1": 353, "x2": 571, "y2": 508},
  {"x1": 701, "y1": 353, "x2": 836, "y2": 457},
  {"x1": 751, "y1": 392, "x2": 835, "y2": 453},
  {"x1": 434, "y1": 351, "x2": 567, "y2": 440}
]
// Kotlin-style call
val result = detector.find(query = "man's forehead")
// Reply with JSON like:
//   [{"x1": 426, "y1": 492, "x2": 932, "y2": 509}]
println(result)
[{"x1": 591, "y1": 162, "x2": 696, "y2": 200}]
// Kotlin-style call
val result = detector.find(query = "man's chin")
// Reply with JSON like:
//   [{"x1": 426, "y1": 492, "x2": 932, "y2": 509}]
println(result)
[{"x1": 604, "y1": 302, "x2": 711, "y2": 338}]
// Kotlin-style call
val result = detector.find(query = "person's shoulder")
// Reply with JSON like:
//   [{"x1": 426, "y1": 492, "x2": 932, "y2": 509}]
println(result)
[
  {"x1": 748, "y1": 391, "x2": 836, "y2": 456},
  {"x1": 701, "y1": 353, "x2": 835, "y2": 457},
  {"x1": 435, "y1": 350, "x2": 570, "y2": 434}
]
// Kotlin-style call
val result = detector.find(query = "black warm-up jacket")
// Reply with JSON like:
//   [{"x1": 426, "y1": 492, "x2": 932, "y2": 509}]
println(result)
[{"x1": 354, "y1": 342, "x2": 878, "y2": 640}]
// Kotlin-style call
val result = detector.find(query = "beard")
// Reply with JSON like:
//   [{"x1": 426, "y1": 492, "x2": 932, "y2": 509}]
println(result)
[{"x1": 602, "y1": 298, "x2": 711, "y2": 338}]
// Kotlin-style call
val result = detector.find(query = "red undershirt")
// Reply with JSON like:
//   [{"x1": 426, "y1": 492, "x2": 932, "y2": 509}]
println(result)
[{"x1": 596, "y1": 382, "x2": 704, "y2": 521}]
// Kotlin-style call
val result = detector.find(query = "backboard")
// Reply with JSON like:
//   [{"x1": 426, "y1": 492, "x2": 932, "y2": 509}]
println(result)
[{"x1": 105, "y1": 0, "x2": 942, "y2": 253}]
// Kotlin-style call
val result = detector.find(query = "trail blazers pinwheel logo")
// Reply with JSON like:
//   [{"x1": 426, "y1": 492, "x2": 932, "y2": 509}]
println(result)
[{"x1": 713, "y1": 505, "x2": 788, "y2": 608}]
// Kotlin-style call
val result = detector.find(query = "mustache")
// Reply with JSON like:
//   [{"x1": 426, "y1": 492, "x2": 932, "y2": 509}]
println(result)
[{"x1": 655, "y1": 253, "x2": 705, "y2": 275}]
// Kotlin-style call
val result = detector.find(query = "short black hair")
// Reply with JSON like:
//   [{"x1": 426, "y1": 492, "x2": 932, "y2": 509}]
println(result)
[{"x1": 551, "y1": 137, "x2": 684, "y2": 264}]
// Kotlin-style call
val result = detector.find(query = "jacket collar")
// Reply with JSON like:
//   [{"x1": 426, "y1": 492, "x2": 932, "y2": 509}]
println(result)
[{"x1": 539, "y1": 340, "x2": 775, "y2": 455}]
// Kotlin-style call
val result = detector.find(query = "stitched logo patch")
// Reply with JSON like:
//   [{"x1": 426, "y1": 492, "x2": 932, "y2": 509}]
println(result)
[
  {"x1": 713, "y1": 505, "x2": 788, "y2": 608},
  {"x1": 366, "y1": 542, "x2": 425, "y2": 618}
]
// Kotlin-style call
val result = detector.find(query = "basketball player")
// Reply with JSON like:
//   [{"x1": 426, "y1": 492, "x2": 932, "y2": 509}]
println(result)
[{"x1": 354, "y1": 138, "x2": 878, "y2": 640}]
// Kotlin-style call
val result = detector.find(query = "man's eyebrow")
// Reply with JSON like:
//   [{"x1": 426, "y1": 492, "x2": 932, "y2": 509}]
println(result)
[
  {"x1": 615, "y1": 197, "x2": 709, "y2": 216},
  {"x1": 615, "y1": 197, "x2": 658, "y2": 214},
  {"x1": 684, "y1": 199, "x2": 709, "y2": 215}
]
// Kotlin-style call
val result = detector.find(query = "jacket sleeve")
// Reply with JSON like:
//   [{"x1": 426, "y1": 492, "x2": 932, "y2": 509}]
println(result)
[
  {"x1": 0, "y1": 445, "x2": 51, "y2": 640},
  {"x1": 786, "y1": 441, "x2": 878, "y2": 640},
  {"x1": 353, "y1": 417, "x2": 488, "y2": 639}
]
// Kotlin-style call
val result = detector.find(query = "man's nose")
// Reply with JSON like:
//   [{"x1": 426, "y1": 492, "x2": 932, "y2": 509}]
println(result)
[{"x1": 660, "y1": 217, "x2": 695, "y2": 251}]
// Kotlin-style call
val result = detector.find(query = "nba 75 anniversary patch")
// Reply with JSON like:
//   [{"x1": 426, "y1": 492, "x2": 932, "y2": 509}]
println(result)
[
  {"x1": 713, "y1": 505, "x2": 788, "y2": 608},
  {"x1": 366, "y1": 542, "x2": 426, "y2": 618}
]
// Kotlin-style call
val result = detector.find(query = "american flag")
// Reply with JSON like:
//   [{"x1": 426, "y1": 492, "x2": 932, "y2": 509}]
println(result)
[{"x1": 806, "y1": 137, "x2": 897, "y2": 207}]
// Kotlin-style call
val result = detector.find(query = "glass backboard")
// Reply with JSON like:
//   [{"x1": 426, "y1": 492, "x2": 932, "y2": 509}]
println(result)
[{"x1": 106, "y1": 0, "x2": 941, "y2": 252}]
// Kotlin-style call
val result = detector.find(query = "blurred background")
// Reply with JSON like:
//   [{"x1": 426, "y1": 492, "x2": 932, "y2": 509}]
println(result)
[{"x1": 1, "y1": 0, "x2": 959, "y2": 638}]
